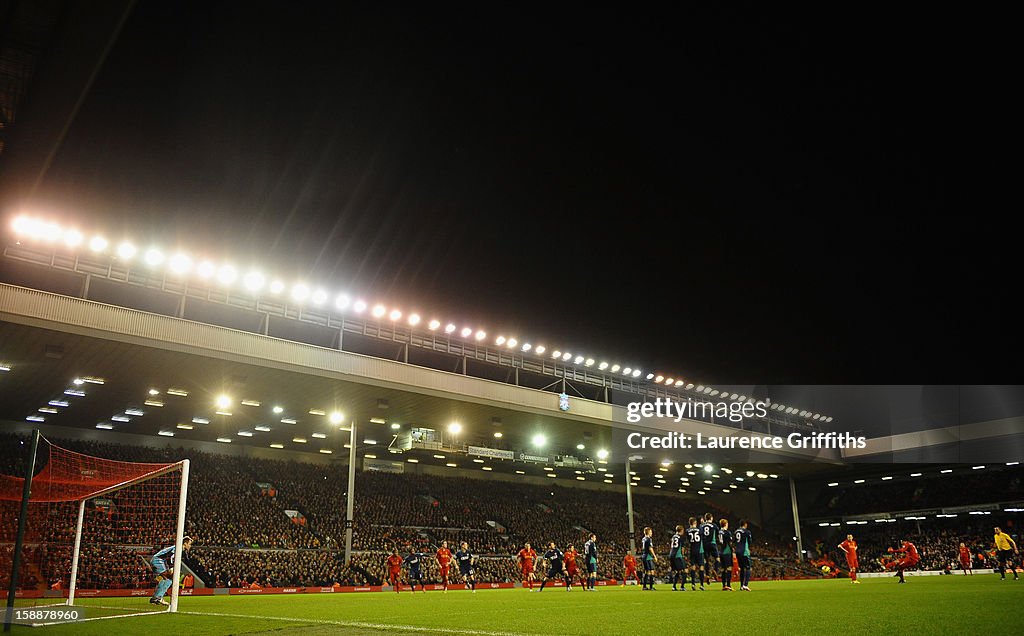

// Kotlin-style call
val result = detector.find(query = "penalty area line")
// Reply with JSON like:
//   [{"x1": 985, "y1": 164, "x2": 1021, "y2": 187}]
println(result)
[{"x1": 176, "y1": 610, "x2": 533, "y2": 635}]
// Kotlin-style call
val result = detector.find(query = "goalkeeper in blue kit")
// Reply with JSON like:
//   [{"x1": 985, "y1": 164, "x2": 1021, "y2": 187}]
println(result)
[{"x1": 150, "y1": 536, "x2": 193, "y2": 605}]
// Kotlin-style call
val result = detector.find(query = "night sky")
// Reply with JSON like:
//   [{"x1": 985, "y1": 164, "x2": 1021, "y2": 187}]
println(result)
[{"x1": 8, "y1": 2, "x2": 1016, "y2": 384}]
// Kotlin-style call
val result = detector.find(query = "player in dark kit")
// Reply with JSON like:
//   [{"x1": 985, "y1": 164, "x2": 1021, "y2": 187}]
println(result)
[
  {"x1": 700, "y1": 513, "x2": 719, "y2": 582},
  {"x1": 583, "y1": 534, "x2": 599, "y2": 591},
  {"x1": 455, "y1": 542, "x2": 477, "y2": 592},
  {"x1": 538, "y1": 542, "x2": 570, "y2": 591},
  {"x1": 669, "y1": 525, "x2": 687, "y2": 591},
  {"x1": 404, "y1": 551, "x2": 427, "y2": 592},
  {"x1": 686, "y1": 517, "x2": 704, "y2": 591},
  {"x1": 640, "y1": 527, "x2": 658, "y2": 590},
  {"x1": 717, "y1": 519, "x2": 734, "y2": 591},
  {"x1": 734, "y1": 520, "x2": 753, "y2": 591}
]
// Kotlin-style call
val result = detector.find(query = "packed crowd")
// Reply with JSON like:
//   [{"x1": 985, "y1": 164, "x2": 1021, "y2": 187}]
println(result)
[{"x1": 0, "y1": 434, "x2": 820, "y2": 588}]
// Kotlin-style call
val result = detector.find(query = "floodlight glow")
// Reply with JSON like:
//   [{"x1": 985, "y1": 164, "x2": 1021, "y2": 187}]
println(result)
[
  {"x1": 444, "y1": 323, "x2": 456, "y2": 333},
  {"x1": 495, "y1": 336, "x2": 506, "y2": 345},
  {"x1": 493, "y1": 431, "x2": 503, "y2": 438},
  {"x1": 63, "y1": 229, "x2": 83, "y2": 247},
  {"x1": 552, "y1": 350, "x2": 561, "y2": 358},
  {"x1": 335, "y1": 294, "x2": 351, "y2": 310},
  {"x1": 428, "y1": 319, "x2": 440, "y2": 330},
  {"x1": 522, "y1": 343, "x2": 532, "y2": 352},
  {"x1": 655, "y1": 375, "x2": 664, "y2": 383},
  {"x1": 460, "y1": 327, "x2": 472, "y2": 337},
  {"x1": 448, "y1": 422, "x2": 462, "y2": 434},
  {"x1": 534, "y1": 345, "x2": 545, "y2": 354},
  {"x1": 598, "y1": 362, "x2": 608, "y2": 370},
  {"x1": 272, "y1": 406, "x2": 284, "y2": 414},
  {"x1": 353, "y1": 300, "x2": 367, "y2": 312},
  {"x1": 574, "y1": 355, "x2": 584, "y2": 364},
  {"x1": 11, "y1": 216, "x2": 30, "y2": 234},
  {"x1": 576, "y1": 443, "x2": 585, "y2": 450},
  {"x1": 562, "y1": 353, "x2": 572, "y2": 361},
  {"x1": 506, "y1": 338, "x2": 517, "y2": 348},
  {"x1": 89, "y1": 235, "x2": 108, "y2": 252},
  {"x1": 41, "y1": 222, "x2": 61, "y2": 241},
  {"x1": 144, "y1": 248, "x2": 164, "y2": 266},
  {"x1": 664, "y1": 378, "x2": 673, "y2": 385},
  {"x1": 597, "y1": 449, "x2": 609, "y2": 460},
  {"x1": 216, "y1": 264, "x2": 237, "y2": 285},
  {"x1": 475, "y1": 330, "x2": 486, "y2": 340},
  {"x1": 291, "y1": 284, "x2": 310, "y2": 302},
  {"x1": 532, "y1": 433, "x2": 546, "y2": 447},
  {"x1": 329, "y1": 411, "x2": 344, "y2": 424},
  {"x1": 584, "y1": 358, "x2": 594, "y2": 366},
  {"x1": 269, "y1": 280, "x2": 285, "y2": 294},
  {"x1": 116, "y1": 242, "x2": 137, "y2": 259},
  {"x1": 371, "y1": 304, "x2": 386, "y2": 317},
  {"x1": 408, "y1": 313, "x2": 420, "y2": 326},
  {"x1": 215, "y1": 394, "x2": 232, "y2": 409},
  {"x1": 311, "y1": 289, "x2": 328, "y2": 305},
  {"x1": 197, "y1": 261, "x2": 216, "y2": 278},
  {"x1": 646, "y1": 373, "x2": 655, "y2": 379},
  {"x1": 168, "y1": 253, "x2": 192, "y2": 274},
  {"x1": 388, "y1": 309, "x2": 401, "y2": 320},
  {"x1": 243, "y1": 271, "x2": 265, "y2": 291}
]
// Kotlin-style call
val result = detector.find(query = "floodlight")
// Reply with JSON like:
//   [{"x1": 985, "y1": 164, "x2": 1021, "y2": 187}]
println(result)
[
  {"x1": 408, "y1": 313, "x2": 421, "y2": 326},
  {"x1": 475, "y1": 330, "x2": 486, "y2": 340},
  {"x1": 388, "y1": 309, "x2": 401, "y2": 320},
  {"x1": 269, "y1": 280, "x2": 285, "y2": 294},
  {"x1": 89, "y1": 235, "x2": 108, "y2": 252},
  {"x1": 291, "y1": 284, "x2": 310, "y2": 302},
  {"x1": 534, "y1": 345, "x2": 545, "y2": 354},
  {"x1": 372, "y1": 304, "x2": 386, "y2": 318},
  {"x1": 243, "y1": 271, "x2": 265, "y2": 291},
  {"x1": 63, "y1": 229, "x2": 83, "y2": 247},
  {"x1": 144, "y1": 248, "x2": 164, "y2": 266},
  {"x1": 495, "y1": 336, "x2": 506, "y2": 345},
  {"x1": 168, "y1": 253, "x2": 192, "y2": 274},
  {"x1": 460, "y1": 327, "x2": 472, "y2": 337},
  {"x1": 448, "y1": 422, "x2": 462, "y2": 434},
  {"x1": 117, "y1": 242, "x2": 137, "y2": 259},
  {"x1": 444, "y1": 323, "x2": 456, "y2": 333},
  {"x1": 335, "y1": 294, "x2": 351, "y2": 310},
  {"x1": 428, "y1": 319, "x2": 440, "y2": 330},
  {"x1": 353, "y1": 300, "x2": 367, "y2": 312},
  {"x1": 532, "y1": 434, "x2": 546, "y2": 447},
  {"x1": 216, "y1": 264, "x2": 237, "y2": 285},
  {"x1": 311, "y1": 289, "x2": 328, "y2": 305}
]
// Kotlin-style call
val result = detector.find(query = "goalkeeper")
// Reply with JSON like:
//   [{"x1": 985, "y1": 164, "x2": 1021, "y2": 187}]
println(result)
[{"x1": 150, "y1": 536, "x2": 193, "y2": 605}]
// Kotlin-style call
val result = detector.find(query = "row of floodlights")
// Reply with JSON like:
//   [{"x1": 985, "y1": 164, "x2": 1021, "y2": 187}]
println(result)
[{"x1": 8, "y1": 215, "x2": 827, "y2": 419}]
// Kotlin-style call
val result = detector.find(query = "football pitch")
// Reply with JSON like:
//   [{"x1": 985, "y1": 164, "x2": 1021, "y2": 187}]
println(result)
[{"x1": 15, "y1": 576, "x2": 1022, "y2": 635}]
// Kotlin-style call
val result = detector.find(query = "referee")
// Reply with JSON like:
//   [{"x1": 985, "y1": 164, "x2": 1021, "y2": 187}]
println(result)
[{"x1": 993, "y1": 526, "x2": 1019, "y2": 581}]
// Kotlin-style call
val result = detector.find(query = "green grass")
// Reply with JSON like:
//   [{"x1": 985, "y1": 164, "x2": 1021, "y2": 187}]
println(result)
[{"x1": 12, "y1": 575, "x2": 1022, "y2": 635}]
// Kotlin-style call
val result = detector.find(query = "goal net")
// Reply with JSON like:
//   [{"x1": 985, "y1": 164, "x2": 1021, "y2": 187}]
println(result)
[{"x1": 1, "y1": 435, "x2": 190, "y2": 623}]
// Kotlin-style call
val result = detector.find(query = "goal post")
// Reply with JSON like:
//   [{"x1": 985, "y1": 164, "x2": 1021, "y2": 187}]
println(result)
[{"x1": 1, "y1": 435, "x2": 191, "y2": 620}]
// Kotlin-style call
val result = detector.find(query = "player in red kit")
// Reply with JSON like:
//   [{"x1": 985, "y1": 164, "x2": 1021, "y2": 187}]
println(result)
[
  {"x1": 887, "y1": 539, "x2": 920, "y2": 584},
  {"x1": 622, "y1": 552, "x2": 639, "y2": 586},
  {"x1": 564, "y1": 544, "x2": 581, "y2": 590},
  {"x1": 386, "y1": 549, "x2": 404, "y2": 592},
  {"x1": 517, "y1": 542, "x2": 538, "y2": 590},
  {"x1": 958, "y1": 542, "x2": 973, "y2": 575},
  {"x1": 436, "y1": 540, "x2": 453, "y2": 592},
  {"x1": 838, "y1": 534, "x2": 860, "y2": 584}
]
